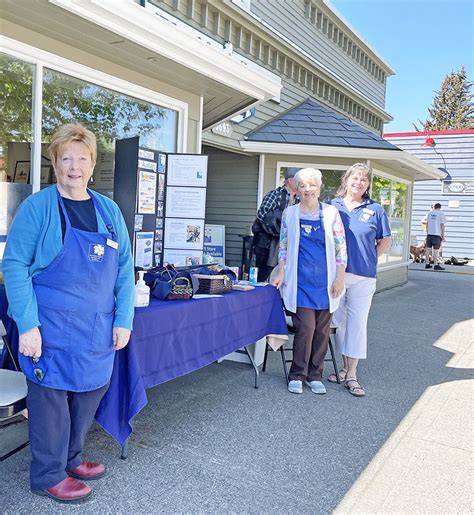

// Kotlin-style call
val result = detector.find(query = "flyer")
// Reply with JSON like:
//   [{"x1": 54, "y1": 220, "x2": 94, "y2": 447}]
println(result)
[
  {"x1": 137, "y1": 170, "x2": 157, "y2": 214},
  {"x1": 157, "y1": 173, "x2": 165, "y2": 201},
  {"x1": 163, "y1": 249, "x2": 203, "y2": 267},
  {"x1": 134, "y1": 214, "x2": 143, "y2": 231},
  {"x1": 134, "y1": 231, "x2": 154, "y2": 269},
  {"x1": 167, "y1": 154, "x2": 208, "y2": 187},
  {"x1": 203, "y1": 224, "x2": 225, "y2": 265},
  {"x1": 165, "y1": 187, "x2": 206, "y2": 219},
  {"x1": 164, "y1": 218, "x2": 204, "y2": 250}
]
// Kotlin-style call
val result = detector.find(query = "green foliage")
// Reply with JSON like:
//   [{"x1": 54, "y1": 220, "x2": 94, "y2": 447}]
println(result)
[
  {"x1": 414, "y1": 66, "x2": 474, "y2": 131},
  {"x1": 1, "y1": 55, "x2": 166, "y2": 152}
]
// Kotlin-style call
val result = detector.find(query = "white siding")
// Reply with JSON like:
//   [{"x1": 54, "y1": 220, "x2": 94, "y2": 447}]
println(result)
[{"x1": 386, "y1": 133, "x2": 474, "y2": 258}]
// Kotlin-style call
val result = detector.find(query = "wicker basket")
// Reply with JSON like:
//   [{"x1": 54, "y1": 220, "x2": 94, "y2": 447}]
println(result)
[{"x1": 194, "y1": 274, "x2": 233, "y2": 294}]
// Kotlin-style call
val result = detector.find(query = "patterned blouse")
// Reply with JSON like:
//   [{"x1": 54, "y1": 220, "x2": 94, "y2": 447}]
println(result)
[{"x1": 278, "y1": 207, "x2": 347, "y2": 266}]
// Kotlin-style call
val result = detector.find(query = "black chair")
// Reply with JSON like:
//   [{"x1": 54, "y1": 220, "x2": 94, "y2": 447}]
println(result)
[
  {"x1": 0, "y1": 333, "x2": 29, "y2": 462},
  {"x1": 262, "y1": 318, "x2": 340, "y2": 385}
]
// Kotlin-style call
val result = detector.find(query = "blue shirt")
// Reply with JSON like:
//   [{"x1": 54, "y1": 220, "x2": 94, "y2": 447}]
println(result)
[
  {"x1": 3, "y1": 185, "x2": 135, "y2": 334},
  {"x1": 331, "y1": 197, "x2": 391, "y2": 278}
]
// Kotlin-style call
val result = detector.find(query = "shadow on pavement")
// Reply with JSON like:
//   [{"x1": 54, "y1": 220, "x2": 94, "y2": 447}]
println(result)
[{"x1": 1, "y1": 272, "x2": 473, "y2": 513}]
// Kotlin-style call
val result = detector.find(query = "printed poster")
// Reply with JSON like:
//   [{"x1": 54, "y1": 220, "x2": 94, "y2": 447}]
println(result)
[
  {"x1": 165, "y1": 186, "x2": 206, "y2": 219},
  {"x1": 137, "y1": 170, "x2": 157, "y2": 214},
  {"x1": 167, "y1": 154, "x2": 208, "y2": 187},
  {"x1": 134, "y1": 231, "x2": 154, "y2": 269},
  {"x1": 164, "y1": 218, "x2": 204, "y2": 250},
  {"x1": 203, "y1": 224, "x2": 225, "y2": 265},
  {"x1": 163, "y1": 249, "x2": 203, "y2": 267}
]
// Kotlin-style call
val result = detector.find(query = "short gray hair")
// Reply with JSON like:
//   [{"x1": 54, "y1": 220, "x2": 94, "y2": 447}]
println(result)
[{"x1": 294, "y1": 167, "x2": 322, "y2": 189}]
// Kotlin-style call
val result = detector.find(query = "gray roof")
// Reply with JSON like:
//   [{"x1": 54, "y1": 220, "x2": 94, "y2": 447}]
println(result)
[{"x1": 246, "y1": 99, "x2": 400, "y2": 151}]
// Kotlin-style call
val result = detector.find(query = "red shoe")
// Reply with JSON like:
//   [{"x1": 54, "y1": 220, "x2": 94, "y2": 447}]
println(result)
[
  {"x1": 33, "y1": 476, "x2": 91, "y2": 503},
  {"x1": 67, "y1": 461, "x2": 106, "y2": 480}
]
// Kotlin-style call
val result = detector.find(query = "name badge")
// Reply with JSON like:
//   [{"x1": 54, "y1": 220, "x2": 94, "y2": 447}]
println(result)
[
  {"x1": 106, "y1": 238, "x2": 119, "y2": 250},
  {"x1": 362, "y1": 208, "x2": 375, "y2": 215}
]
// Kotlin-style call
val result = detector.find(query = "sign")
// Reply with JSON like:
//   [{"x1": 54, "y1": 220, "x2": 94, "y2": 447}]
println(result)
[
  {"x1": 203, "y1": 224, "x2": 225, "y2": 265},
  {"x1": 211, "y1": 122, "x2": 233, "y2": 138},
  {"x1": 442, "y1": 180, "x2": 474, "y2": 195},
  {"x1": 231, "y1": 107, "x2": 256, "y2": 124},
  {"x1": 448, "y1": 200, "x2": 460, "y2": 208}
]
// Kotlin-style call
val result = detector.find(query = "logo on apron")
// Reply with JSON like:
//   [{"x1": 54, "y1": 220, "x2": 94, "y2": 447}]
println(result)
[{"x1": 89, "y1": 243, "x2": 105, "y2": 262}]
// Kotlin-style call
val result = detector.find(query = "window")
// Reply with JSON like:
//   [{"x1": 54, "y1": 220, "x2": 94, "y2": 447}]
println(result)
[
  {"x1": 41, "y1": 68, "x2": 178, "y2": 196},
  {"x1": 1, "y1": 54, "x2": 34, "y2": 186},
  {"x1": 277, "y1": 164, "x2": 411, "y2": 269},
  {"x1": 372, "y1": 175, "x2": 409, "y2": 264},
  {"x1": 0, "y1": 54, "x2": 35, "y2": 265}
]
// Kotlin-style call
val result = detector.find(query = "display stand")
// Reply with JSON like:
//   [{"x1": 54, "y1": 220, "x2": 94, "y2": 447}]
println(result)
[{"x1": 114, "y1": 137, "x2": 166, "y2": 268}]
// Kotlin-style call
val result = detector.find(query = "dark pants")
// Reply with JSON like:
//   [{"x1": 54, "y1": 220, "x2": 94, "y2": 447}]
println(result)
[
  {"x1": 26, "y1": 379, "x2": 109, "y2": 490},
  {"x1": 289, "y1": 308, "x2": 332, "y2": 382}
]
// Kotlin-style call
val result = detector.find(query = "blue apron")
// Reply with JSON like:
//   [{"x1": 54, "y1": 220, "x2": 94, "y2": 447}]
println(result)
[
  {"x1": 19, "y1": 189, "x2": 119, "y2": 392},
  {"x1": 296, "y1": 210, "x2": 329, "y2": 310}
]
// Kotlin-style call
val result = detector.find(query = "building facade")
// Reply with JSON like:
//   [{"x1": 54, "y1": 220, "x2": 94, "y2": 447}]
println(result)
[
  {"x1": 385, "y1": 130, "x2": 474, "y2": 259},
  {"x1": 1, "y1": 0, "x2": 444, "y2": 289}
]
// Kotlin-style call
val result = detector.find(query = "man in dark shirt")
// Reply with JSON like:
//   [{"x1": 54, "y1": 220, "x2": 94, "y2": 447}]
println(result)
[{"x1": 252, "y1": 167, "x2": 299, "y2": 281}]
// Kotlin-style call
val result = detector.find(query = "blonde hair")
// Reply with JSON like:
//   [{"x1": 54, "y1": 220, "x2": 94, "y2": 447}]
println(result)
[
  {"x1": 48, "y1": 123, "x2": 97, "y2": 164},
  {"x1": 336, "y1": 163, "x2": 372, "y2": 199},
  {"x1": 294, "y1": 167, "x2": 322, "y2": 189}
]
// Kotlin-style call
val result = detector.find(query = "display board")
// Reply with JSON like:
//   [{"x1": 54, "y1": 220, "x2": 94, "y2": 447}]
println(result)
[
  {"x1": 114, "y1": 137, "x2": 167, "y2": 269},
  {"x1": 114, "y1": 140, "x2": 208, "y2": 269},
  {"x1": 162, "y1": 154, "x2": 208, "y2": 266}
]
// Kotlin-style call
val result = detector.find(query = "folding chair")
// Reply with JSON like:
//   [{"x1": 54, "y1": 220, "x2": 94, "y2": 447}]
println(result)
[
  {"x1": 262, "y1": 316, "x2": 340, "y2": 385},
  {"x1": 0, "y1": 334, "x2": 28, "y2": 462}
]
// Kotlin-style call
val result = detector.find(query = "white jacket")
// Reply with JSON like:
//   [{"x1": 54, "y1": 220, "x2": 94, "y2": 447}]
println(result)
[{"x1": 281, "y1": 203, "x2": 344, "y2": 314}]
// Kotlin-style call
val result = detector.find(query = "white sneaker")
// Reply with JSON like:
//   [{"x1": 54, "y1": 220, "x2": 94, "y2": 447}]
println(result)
[
  {"x1": 305, "y1": 380, "x2": 327, "y2": 395},
  {"x1": 288, "y1": 380, "x2": 303, "y2": 394}
]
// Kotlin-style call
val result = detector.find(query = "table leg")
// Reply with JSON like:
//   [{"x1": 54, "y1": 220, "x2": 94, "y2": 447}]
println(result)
[
  {"x1": 243, "y1": 345, "x2": 259, "y2": 389},
  {"x1": 121, "y1": 440, "x2": 129, "y2": 460}
]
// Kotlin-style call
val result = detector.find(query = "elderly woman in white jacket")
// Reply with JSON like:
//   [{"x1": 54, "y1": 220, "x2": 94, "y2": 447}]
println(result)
[{"x1": 272, "y1": 168, "x2": 347, "y2": 395}]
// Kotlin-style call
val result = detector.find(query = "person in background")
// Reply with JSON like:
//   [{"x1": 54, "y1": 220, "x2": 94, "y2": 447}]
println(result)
[
  {"x1": 252, "y1": 167, "x2": 299, "y2": 282},
  {"x1": 3, "y1": 123, "x2": 134, "y2": 503},
  {"x1": 272, "y1": 168, "x2": 346, "y2": 395},
  {"x1": 424, "y1": 202, "x2": 446, "y2": 271},
  {"x1": 330, "y1": 163, "x2": 391, "y2": 397}
]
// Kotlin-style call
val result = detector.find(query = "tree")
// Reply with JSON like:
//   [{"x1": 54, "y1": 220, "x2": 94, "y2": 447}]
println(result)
[
  {"x1": 0, "y1": 55, "x2": 167, "y2": 153},
  {"x1": 414, "y1": 66, "x2": 474, "y2": 131}
]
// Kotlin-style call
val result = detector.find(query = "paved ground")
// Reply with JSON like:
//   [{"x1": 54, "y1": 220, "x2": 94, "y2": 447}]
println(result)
[{"x1": 1, "y1": 271, "x2": 473, "y2": 514}]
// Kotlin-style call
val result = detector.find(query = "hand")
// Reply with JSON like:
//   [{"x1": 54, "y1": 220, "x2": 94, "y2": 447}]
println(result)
[
  {"x1": 113, "y1": 327, "x2": 131, "y2": 350},
  {"x1": 271, "y1": 268, "x2": 285, "y2": 289},
  {"x1": 19, "y1": 327, "x2": 42, "y2": 359},
  {"x1": 330, "y1": 275, "x2": 345, "y2": 298}
]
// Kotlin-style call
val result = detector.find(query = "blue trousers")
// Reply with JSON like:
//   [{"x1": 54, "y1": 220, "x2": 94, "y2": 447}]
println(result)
[{"x1": 26, "y1": 379, "x2": 109, "y2": 490}]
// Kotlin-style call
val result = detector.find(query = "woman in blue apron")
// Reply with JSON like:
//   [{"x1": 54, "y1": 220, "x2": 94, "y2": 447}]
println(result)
[
  {"x1": 272, "y1": 168, "x2": 347, "y2": 395},
  {"x1": 3, "y1": 124, "x2": 134, "y2": 503}
]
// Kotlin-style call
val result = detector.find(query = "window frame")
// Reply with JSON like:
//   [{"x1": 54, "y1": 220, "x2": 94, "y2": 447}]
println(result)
[
  {"x1": 2, "y1": 36, "x2": 188, "y2": 193},
  {"x1": 276, "y1": 162, "x2": 412, "y2": 271},
  {"x1": 371, "y1": 168, "x2": 412, "y2": 268}
]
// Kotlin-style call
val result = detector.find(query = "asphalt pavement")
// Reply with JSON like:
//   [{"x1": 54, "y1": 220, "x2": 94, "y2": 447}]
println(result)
[{"x1": 1, "y1": 270, "x2": 473, "y2": 514}]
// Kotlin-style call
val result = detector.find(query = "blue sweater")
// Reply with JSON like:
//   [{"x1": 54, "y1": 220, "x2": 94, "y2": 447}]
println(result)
[{"x1": 3, "y1": 186, "x2": 135, "y2": 334}]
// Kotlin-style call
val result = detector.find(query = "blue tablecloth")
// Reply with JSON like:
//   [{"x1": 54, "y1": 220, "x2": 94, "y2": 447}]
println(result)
[{"x1": 1, "y1": 285, "x2": 287, "y2": 445}]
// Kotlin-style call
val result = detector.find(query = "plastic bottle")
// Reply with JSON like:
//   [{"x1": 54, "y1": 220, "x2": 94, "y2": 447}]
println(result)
[{"x1": 134, "y1": 271, "x2": 150, "y2": 308}]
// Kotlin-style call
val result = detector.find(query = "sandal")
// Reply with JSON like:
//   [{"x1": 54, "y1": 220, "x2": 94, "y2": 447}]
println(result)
[
  {"x1": 345, "y1": 378, "x2": 365, "y2": 397},
  {"x1": 327, "y1": 368, "x2": 347, "y2": 383}
]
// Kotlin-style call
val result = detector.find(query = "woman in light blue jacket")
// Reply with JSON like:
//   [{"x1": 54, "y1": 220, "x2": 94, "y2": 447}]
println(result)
[{"x1": 3, "y1": 123, "x2": 134, "y2": 503}]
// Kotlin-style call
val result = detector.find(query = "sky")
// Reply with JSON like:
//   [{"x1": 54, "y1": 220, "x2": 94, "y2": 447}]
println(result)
[{"x1": 329, "y1": 0, "x2": 474, "y2": 133}]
